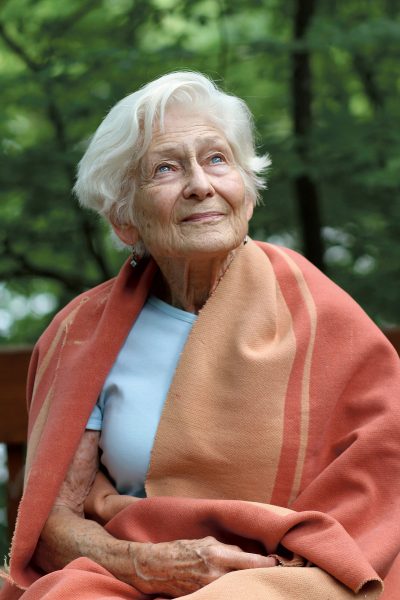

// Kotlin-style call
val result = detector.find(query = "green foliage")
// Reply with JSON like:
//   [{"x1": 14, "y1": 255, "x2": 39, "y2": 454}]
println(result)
[
  {"x1": 0, "y1": 0, "x2": 399, "y2": 563},
  {"x1": 0, "y1": 0, "x2": 399, "y2": 351}
]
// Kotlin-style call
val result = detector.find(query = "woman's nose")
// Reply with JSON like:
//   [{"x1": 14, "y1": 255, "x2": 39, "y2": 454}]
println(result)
[{"x1": 183, "y1": 163, "x2": 214, "y2": 200}]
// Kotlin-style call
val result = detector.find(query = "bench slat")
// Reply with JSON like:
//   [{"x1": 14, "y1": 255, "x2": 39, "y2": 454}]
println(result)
[{"x1": 0, "y1": 347, "x2": 30, "y2": 442}]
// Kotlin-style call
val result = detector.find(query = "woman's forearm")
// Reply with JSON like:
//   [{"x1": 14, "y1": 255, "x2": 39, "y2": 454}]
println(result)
[
  {"x1": 84, "y1": 469, "x2": 139, "y2": 525},
  {"x1": 34, "y1": 505, "x2": 137, "y2": 585},
  {"x1": 33, "y1": 431, "x2": 140, "y2": 586},
  {"x1": 34, "y1": 504, "x2": 277, "y2": 598},
  {"x1": 34, "y1": 431, "x2": 275, "y2": 598}
]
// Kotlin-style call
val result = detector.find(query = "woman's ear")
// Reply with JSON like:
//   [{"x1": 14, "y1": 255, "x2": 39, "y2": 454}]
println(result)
[
  {"x1": 245, "y1": 195, "x2": 254, "y2": 221},
  {"x1": 111, "y1": 223, "x2": 140, "y2": 246}
]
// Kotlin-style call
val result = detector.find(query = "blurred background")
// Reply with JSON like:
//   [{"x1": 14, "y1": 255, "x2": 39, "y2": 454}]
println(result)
[{"x1": 0, "y1": 0, "x2": 399, "y2": 555}]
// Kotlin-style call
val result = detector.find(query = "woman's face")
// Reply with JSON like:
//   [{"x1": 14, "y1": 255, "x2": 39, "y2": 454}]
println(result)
[{"x1": 114, "y1": 107, "x2": 253, "y2": 262}]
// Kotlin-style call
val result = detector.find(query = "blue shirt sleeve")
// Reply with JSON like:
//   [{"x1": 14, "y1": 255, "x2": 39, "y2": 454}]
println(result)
[{"x1": 86, "y1": 402, "x2": 102, "y2": 431}]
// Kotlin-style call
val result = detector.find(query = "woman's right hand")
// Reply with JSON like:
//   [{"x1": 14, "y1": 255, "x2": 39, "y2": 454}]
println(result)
[{"x1": 130, "y1": 536, "x2": 277, "y2": 597}]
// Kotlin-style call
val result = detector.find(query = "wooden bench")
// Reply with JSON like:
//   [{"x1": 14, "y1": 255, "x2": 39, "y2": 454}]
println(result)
[
  {"x1": 0, "y1": 347, "x2": 30, "y2": 539},
  {"x1": 1, "y1": 331, "x2": 400, "y2": 542}
]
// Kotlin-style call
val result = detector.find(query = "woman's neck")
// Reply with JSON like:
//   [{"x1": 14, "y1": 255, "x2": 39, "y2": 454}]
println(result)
[{"x1": 153, "y1": 250, "x2": 237, "y2": 314}]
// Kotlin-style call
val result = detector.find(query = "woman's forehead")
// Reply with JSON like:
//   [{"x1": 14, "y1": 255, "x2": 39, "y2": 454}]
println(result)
[
  {"x1": 149, "y1": 134, "x2": 230, "y2": 156},
  {"x1": 147, "y1": 115, "x2": 230, "y2": 156},
  {"x1": 153, "y1": 107, "x2": 225, "y2": 138}
]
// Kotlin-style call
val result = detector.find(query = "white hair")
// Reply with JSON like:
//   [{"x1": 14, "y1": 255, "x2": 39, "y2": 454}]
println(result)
[{"x1": 74, "y1": 70, "x2": 271, "y2": 230}]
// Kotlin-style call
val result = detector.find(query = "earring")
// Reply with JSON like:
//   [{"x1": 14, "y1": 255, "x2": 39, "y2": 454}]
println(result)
[
  {"x1": 243, "y1": 235, "x2": 249, "y2": 245},
  {"x1": 130, "y1": 248, "x2": 141, "y2": 268}
]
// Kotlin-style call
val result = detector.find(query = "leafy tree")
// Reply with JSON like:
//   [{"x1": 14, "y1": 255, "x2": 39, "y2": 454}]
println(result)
[
  {"x1": 0, "y1": 0, "x2": 399, "y2": 348},
  {"x1": 1, "y1": 0, "x2": 400, "y2": 555}
]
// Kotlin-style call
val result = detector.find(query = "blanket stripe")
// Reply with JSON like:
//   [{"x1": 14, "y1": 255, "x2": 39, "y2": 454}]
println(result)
[
  {"x1": 275, "y1": 247, "x2": 317, "y2": 504},
  {"x1": 269, "y1": 246, "x2": 317, "y2": 506}
]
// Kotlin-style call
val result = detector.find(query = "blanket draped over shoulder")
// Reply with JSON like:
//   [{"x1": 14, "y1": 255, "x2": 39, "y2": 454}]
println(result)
[{"x1": 1, "y1": 240, "x2": 399, "y2": 600}]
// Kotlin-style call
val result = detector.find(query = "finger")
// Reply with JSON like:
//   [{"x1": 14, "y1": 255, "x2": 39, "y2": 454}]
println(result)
[{"x1": 221, "y1": 550, "x2": 278, "y2": 570}]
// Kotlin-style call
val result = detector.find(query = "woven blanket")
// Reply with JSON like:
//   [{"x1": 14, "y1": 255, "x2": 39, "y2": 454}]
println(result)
[{"x1": 1, "y1": 240, "x2": 399, "y2": 599}]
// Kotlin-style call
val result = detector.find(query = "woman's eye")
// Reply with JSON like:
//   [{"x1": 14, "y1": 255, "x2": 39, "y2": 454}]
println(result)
[
  {"x1": 156, "y1": 163, "x2": 173, "y2": 174},
  {"x1": 210, "y1": 154, "x2": 225, "y2": 165}
]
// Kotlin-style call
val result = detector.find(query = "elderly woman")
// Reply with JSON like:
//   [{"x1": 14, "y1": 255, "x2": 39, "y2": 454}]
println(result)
[{"x1": 1, "y1": 72, "x2": 399, "y2": 600}]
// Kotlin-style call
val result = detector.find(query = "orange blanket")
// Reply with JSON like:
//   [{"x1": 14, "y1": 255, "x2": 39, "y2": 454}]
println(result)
[
  {"x1": 1, "y1": 240, "x2": 399, "y2": 599},
  {"x1": 3, "y1": 499, "x2": 384, "y2": 599}
]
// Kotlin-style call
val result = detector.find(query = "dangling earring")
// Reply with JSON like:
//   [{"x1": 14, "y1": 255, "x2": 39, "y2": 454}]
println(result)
[
  {"x1": 243, "y1": 235, "x2": 249, "y2": 245},
  {"x1": 130, "y1": 247, "x2": 141, "y2": 268}
]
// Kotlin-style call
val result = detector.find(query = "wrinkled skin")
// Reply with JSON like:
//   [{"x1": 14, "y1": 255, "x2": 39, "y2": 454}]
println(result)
[
  {"x1": 35, "y1": 432, "x2": 276, "y2": 598},
  {"x1": 131, "y1": 537, "x2": 277, "y2": 597},
  {"x1": 113, "y1": 106, "x2": 253, "y2": 314}
]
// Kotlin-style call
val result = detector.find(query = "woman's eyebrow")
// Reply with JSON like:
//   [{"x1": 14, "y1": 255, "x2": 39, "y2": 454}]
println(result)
[{"x1": 149, "y1": 136, "x2": 230, "y2": 159}]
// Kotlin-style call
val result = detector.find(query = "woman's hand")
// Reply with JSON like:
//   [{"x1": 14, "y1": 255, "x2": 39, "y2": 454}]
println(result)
[
  {"x1": 36, "y1": 432, "x2": 275, "y2": 596},
  {"x1": 130, "y1": 536, "x2": 277, "y2": 597}
]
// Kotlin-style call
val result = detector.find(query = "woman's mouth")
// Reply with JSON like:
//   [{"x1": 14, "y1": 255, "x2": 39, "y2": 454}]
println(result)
[{"x1": 182, "y1": 212, "x2": 225, "y2": 223}]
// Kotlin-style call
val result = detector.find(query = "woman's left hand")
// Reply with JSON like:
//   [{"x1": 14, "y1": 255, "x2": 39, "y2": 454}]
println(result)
[{"x1": 129, "y1": 536, "x2": 277, "y2": 597}]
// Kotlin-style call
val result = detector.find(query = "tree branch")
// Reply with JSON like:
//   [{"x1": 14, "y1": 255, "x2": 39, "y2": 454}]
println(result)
[
  {"x1": 291, "y1": 0, "x2": 325, "y2": 272},
  {"x1": 1, "y1": 238, "x2": 91, "y2": 294},
  {"x1": 0, "y1": 19, "x2": 112, "y2": 281},
  {"x1": 124, "y1": 0, "x2": 153, "y2": 44},
  {"x1": 44, "y1": 0, "x2": 100, "y2": 41},
  {"x1": 0, "y1": 20, "x2": 42, "y2": 71},
  {"x1": 352, "y1": 54, "x2": 384, "y2": 112},
  {"x1": 216, "y1": 0, "x2": 229, "y2": 79},
  {"x1": 0, "y1": 266, "x2": 86, "y2": 295}
]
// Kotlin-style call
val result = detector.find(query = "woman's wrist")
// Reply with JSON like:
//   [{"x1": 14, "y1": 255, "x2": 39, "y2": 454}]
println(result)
[
  {"x1": 79, "y1": 537, "x2": 146, "y2": 587},
  {"x1": 120, "y1": 541, "x2": 153, "y2": 589}
]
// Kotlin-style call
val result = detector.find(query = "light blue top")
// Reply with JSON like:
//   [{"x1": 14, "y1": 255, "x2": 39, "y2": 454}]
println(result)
[{"x1": 86, "y1": 295, "x2": 197, "y2": 497}]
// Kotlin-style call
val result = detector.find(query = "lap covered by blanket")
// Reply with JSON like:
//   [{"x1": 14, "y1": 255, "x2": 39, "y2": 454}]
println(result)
[
  {"x1": 1, "y1": 240, "x2": 400, "y2": 599},
  {"x1": 8, "y1": 498, "x2": 383, "y2": 599}
]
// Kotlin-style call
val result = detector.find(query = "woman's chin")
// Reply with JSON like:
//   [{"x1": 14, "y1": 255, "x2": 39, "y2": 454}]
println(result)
[{"x1": 175, "y1": 234, "x2": 244, "y2": 260}]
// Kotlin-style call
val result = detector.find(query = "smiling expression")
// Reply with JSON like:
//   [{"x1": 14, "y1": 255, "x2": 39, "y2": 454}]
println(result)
[{"x1": 113, "y1": 107, "x2": 253, "y2": 262}]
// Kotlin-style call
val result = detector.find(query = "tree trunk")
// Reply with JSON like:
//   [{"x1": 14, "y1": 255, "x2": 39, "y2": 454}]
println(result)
[{"x1": 291, "y1": 0, "x2": 325, "y2": 271}]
